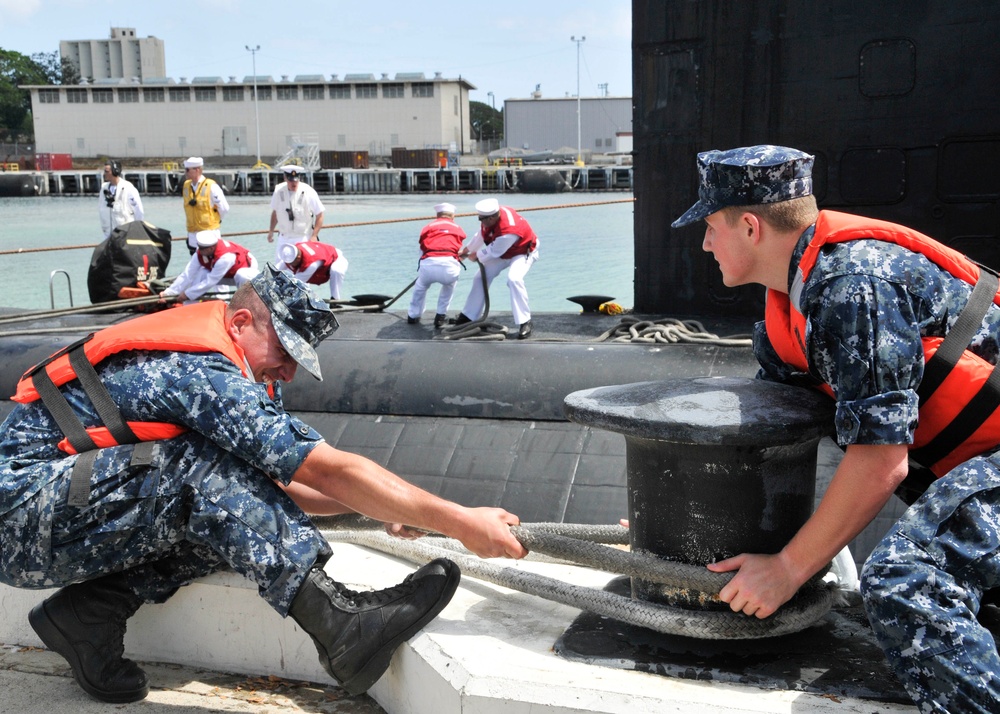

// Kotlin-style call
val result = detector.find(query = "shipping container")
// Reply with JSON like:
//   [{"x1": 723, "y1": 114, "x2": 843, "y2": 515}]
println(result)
[
  {"x1": 391, "y1": 147, "x2": 448, "y2": 169},
  {"x1": 319, "y1": 150, "x2": 370, "y2": 170},
  {"x1": 35, "y1": 153, "x2": 73, "y2": 171}
]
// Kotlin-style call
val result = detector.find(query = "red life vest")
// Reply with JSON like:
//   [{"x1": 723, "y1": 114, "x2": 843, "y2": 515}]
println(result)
[
  {"x1": 764, "y1": 210, "x2": 1000, "y2": 476},
  {"x1": 482, "y1": 206, "x2": 537, "y2": 259},
  {"x1": 419, "y1": 218, "x2": 465, "y2": 259},
  {"x1": 198, "y1": 239, "x2": 253, "y2": 278},
  {"x1": 13, "y1": 301, "x2": 248, "y2": 455},
  {"x1": 295, "y1": 241, "x2": 339, "y2": 285}
]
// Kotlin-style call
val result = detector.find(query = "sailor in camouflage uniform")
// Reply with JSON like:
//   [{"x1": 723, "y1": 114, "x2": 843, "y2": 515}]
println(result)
[
  {"x1": 0, "y1": 264, "x2": 527, "y2": 703},
  {"x1": 672, "y1": 145, "x2": 1000, "y2": 712}
]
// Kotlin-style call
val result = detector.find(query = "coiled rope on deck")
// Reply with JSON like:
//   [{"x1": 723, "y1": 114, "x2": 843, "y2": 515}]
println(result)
[
  {"x1": 434, "y1": 261, "x2": 508, "y2": 341},
  {"x1": 592, "y1": 316, "x2": 753, "y2": 346},
  {"x1": 320, "y1": 518, "x2": 838, "y2": 640}
]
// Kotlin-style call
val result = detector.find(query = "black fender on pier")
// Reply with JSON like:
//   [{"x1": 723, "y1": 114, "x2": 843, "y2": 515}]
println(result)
[{"x1": 0, "y1": 174, "x2": 36, "y2": 197}]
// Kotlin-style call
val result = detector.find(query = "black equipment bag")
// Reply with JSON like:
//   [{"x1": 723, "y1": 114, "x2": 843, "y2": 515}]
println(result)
[{"x1": 88, "y1": 220, "x2": 172, "y2": 303}]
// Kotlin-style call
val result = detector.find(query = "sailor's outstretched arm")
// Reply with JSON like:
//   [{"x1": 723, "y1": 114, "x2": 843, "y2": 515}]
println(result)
[{"x1": 292, "y1": 442, "x2": 528, "y2": 559}]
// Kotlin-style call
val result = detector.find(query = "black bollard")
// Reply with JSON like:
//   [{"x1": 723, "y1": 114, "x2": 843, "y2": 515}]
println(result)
[{"x1": 564, "y1": 376, "x2": 833, "y2": 606}]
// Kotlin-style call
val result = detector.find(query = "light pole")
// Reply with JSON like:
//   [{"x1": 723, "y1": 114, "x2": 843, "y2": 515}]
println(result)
[
  {"x1": 245, "y1": 44, "x2": 261, "y2": 167},
  {"x1": 486, "y1": 91, "x2": 497, "y2": 153},
  {"x1": 571, "y1": 36, "x2": 586, "y2": 166}
]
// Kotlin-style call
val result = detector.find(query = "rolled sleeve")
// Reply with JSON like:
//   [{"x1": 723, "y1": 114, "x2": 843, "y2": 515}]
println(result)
[
  {"x1": 805, "y1": 271, "x2": 925, "y2": 446},
  {"x1": 834, "y1": 390, "x2": 919, "y2": 447}
]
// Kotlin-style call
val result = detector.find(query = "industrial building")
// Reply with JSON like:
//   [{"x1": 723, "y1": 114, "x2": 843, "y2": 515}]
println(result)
[
  {"x1": 503, "y1": 96, "x2": 633, "y2": 158},
  {"x1": 59, "y1": 27, "x2": 166, "y2": 83},
  {"x1": 25, "y1": 27, "x2": 630, "y2": 167},
  {"x1": 24, "y1": 72, "x2": 475, "y2": 163}
]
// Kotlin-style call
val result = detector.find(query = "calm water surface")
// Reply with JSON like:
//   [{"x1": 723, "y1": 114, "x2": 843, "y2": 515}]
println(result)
[{"x1": 0, "y1": 193, "x2": 635, "y2": 312}]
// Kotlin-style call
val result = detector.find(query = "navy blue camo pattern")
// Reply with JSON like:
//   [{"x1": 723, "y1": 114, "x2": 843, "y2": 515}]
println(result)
[
  {"x1": 0, "y1": 349, "x2": 332, "y2": 615},
  {"x1": 863, "y1": 457, "x2": 1000, "y2": 712},
  {"x1": 755, "y1": 222, "x2": 1000, "y2": 711},
  {"x1": 672, "y1": 145, "x2": 815, "y2": 228}
]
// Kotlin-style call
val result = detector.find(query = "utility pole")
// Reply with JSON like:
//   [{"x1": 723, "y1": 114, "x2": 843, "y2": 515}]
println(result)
[
  {"x1": 571, "y1": 36, "x2": 586, "y2": 166},
  {"x1": 458, "y1": 74, "x2": 464, "y2": 158},
  {"x1": 245, "y1": 45, "x2": 261, "y2": 167}
]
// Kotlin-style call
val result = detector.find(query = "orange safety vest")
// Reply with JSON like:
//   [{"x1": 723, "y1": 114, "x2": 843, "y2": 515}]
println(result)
[
  {"x1": 765, "y1": 210, "x2": 1000, "y2": 476},
  {"x1": 13, "y1": 301, "x2": 248, "y2": 455}
]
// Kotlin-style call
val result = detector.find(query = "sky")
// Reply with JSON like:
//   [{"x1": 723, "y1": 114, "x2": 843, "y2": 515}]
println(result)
[{"x1": 0, "y1": 0, "x2": 633, "y2": 106}]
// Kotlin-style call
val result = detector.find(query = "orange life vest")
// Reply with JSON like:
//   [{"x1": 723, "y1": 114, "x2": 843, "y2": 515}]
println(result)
[
  {"x1": 764, "y1": 210, "x2": 1000, "y2": 476},
  {"x1": 13, "y1": 301, "x2": 248, "y2": 455}
]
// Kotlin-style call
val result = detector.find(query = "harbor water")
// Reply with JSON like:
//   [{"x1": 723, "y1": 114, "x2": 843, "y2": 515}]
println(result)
[{"x1": 0, "y1": 192, "x2": 634, "y2": 312}]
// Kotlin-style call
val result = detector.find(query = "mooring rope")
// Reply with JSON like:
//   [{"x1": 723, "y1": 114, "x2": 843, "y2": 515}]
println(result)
[
  {"x1": 0, "y1": 197, "x2": 635, "y2": 256},
  {"x1": 319, "y1": 518, "x2": 838, "y2": 640},
  {"x1": 434, "y1": 261, "x2": 508, "y2": 341},
  {"x1": 325, "y1": 279, "x2": 418, "y2": 314},
  {"x1": 592, "y1": 316, "x2": 753, "y2": 346},
  {"x1": 0, "y1": 294, "x2": 180, "y2": 326}
]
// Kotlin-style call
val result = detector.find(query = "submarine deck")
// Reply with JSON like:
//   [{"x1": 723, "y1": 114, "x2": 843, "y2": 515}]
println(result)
[{"x1": 0, "y1": 306, "x2": 923, "y2": 712}]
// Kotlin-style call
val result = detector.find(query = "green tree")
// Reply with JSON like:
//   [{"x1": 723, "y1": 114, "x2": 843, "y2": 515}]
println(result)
[
  {"x1": 31, "y1": 50, "x2": 79, "y2": 85},
  {"x1": 0, "y1": 48, "x2": 50, "y2": 141},
  {"x1": 470, "y1": 100, "x2": 504, "y2": 146}
]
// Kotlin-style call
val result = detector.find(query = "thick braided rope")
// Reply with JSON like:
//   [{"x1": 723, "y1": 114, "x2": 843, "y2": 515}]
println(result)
[
  {"x1": 435, "y1": 260, "x2": 508, "y2": 341},
  {"x1": 590, "y1": 316, "x2": 753, "y2": 346},
  {"x1": 321, "y1": 524, "x2": 837, "y2": 640}
]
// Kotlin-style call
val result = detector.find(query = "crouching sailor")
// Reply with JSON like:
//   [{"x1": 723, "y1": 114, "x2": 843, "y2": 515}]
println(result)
[
  {"x1": 160, "y1": 232, "x2": 259, "y2": 303},
  {"x1": 0, "y1": 265, "x2": 527, "y2": 703},
  {"x1": 673, "y1": 144, "x2": 1000, "y2": 713}
]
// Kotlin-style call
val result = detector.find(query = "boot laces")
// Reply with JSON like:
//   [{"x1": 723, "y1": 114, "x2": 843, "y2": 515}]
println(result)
[
  {"x1": 332, "y1": 575, "x2": 418, "y2": 608},
  {"x1": 107, "y1": 617, "x2": 128, "y2": 659}
]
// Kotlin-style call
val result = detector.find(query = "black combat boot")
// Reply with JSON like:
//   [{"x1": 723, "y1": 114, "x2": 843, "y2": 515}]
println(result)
[
  {"x1": 290, "y1": 558, "x2": 460, "y2": 695},
  {"x1": 433, "y1": 313, "x2": 447, "y2": 329},
  {"x1": 29, "y1": 575, "x2": 148, "y2": 703}
]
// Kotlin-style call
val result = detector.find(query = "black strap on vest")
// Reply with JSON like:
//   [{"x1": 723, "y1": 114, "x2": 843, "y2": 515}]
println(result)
[
  {"x1": 67, "y1": 345, "x2": 138, "y2": 445},
  {"x1": 917, "y1": 268, "x2": 999, "y2": 403},
  {"x1": 910, "y1": 267, "x2": 1000, "y2": 472},
  {"x1": 29, "y1": 340, "x2": 142, "y2": 507}
]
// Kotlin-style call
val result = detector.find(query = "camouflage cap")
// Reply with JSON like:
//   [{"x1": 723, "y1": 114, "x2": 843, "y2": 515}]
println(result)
[
  {"x1": 671, "y1": 145, "x2": 814, "y2": 228},
  {"x1": 249, "y1": 264, "x2": 339, "y2": 381}
]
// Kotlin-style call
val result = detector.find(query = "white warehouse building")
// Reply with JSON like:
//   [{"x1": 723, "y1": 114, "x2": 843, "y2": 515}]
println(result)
[
  {"x1": 504, "y1": 96, "x2": 633, "y2": 156},
  {"x1": 24, "y1": 72, "x2": 475, "y2": 162}
]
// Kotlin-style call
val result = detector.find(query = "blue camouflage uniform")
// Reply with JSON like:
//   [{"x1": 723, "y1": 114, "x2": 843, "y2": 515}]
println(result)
[
  {"x1": 754, "y1": 218, "x2": 1000, "y2": 714},
  {"x1": 0, "y1": 265, "x2": 339, "y2": 617},
  {"x1": 0, "y1": 350, "x2": 332, "y2": 615},
  {"x1": 675, "y1": 145, "x2": 1000, "y2": 712}
]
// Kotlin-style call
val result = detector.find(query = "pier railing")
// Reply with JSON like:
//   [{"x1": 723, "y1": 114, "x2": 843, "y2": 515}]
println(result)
[{"x1": 24, "y1": 165, "x2": 633, "y2": 197}]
